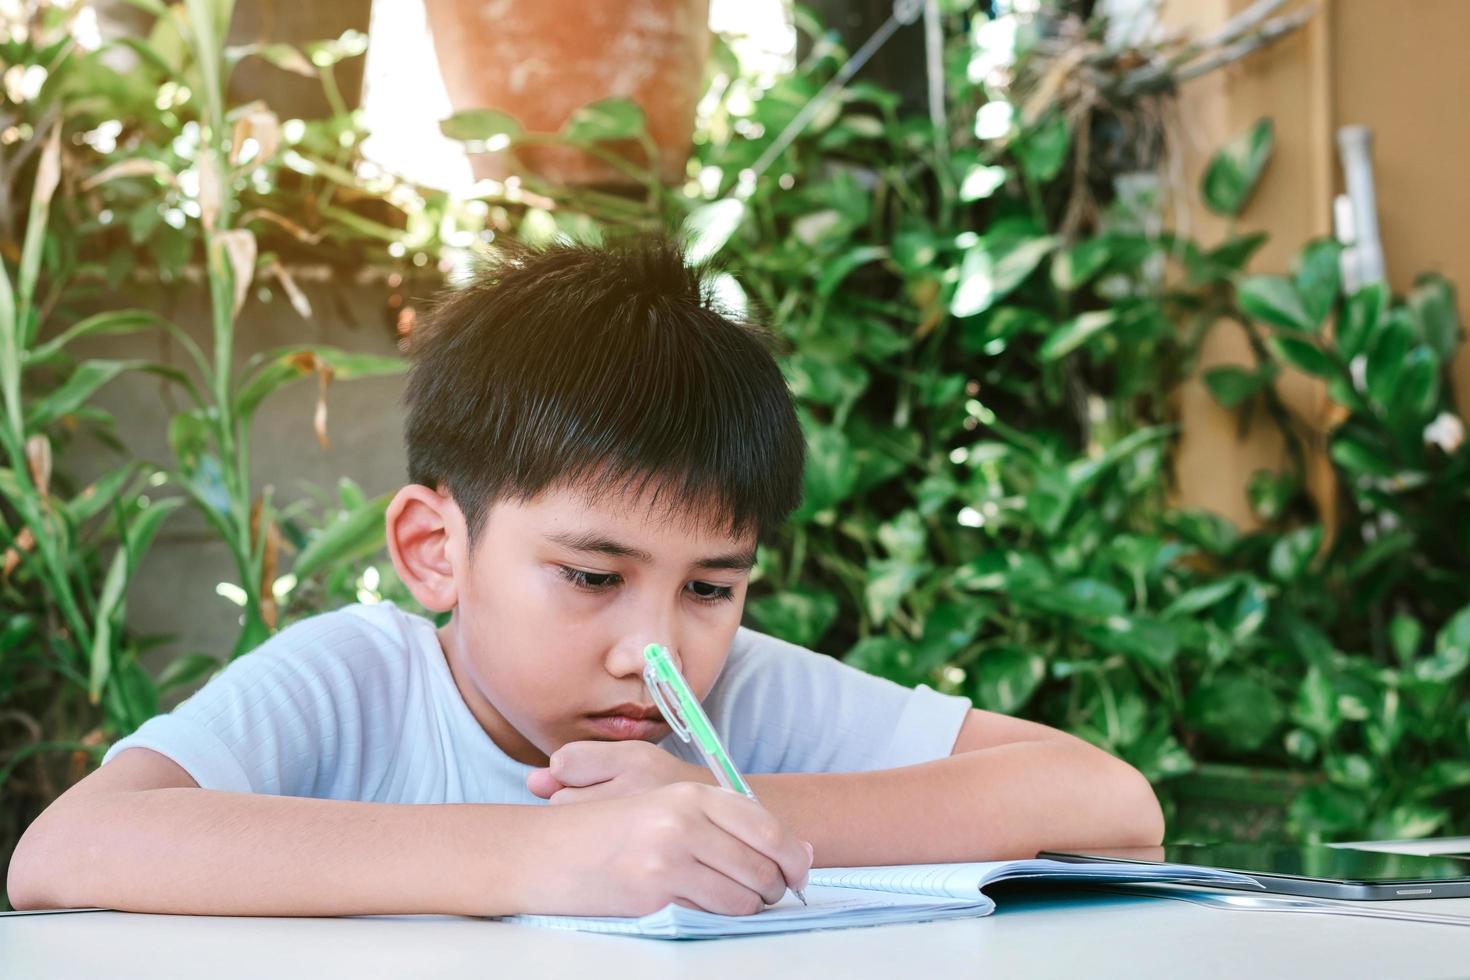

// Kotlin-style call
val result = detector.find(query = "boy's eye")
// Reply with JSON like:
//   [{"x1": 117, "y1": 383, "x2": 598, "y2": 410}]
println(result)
[
  {"x1": 556, "y1": 566, "x2": 734, "y2": 605},
  {"x1": 558, "y1": 566, "x2": 621, "y2": 592},
  {"x1": 686, "y1": 580, "x2": 735, "y2": 604}
]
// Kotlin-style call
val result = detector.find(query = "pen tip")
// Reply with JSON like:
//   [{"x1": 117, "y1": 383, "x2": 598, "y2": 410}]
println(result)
[{"x1": 796, "y1": 888, "x2": 808, "y2": 906}]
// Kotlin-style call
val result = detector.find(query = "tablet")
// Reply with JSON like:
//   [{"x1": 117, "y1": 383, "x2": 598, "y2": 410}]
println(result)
[{"x1": 1038, "y1": 842, "x2": 1470, "y2": 900}]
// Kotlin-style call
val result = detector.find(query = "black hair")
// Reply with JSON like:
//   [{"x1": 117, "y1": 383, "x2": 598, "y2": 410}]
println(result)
[{"x1": 402, "y1": 235, "x2": 806, "y2": 548}]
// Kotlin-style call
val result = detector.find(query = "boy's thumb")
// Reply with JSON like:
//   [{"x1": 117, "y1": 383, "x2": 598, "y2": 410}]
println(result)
[{"x1": 525, "y1": 767, "x2": 565, "y2": 799}]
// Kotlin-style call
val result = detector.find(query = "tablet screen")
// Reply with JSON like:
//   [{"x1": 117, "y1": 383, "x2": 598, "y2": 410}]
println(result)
[{"x1": 1044, "y1": 842, "x2": 1470, "y2": 884}]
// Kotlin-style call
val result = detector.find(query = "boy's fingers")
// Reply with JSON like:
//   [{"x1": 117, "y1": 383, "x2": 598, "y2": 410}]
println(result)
[
  {"x1": 548, "y1": 741, "x2": 622, "y2": 786},
  {"x1": 525, "y1": 768, "x2": 565, "y2": 798},
  {"x1": 674, "y1": 861, "x2": 767, "y2": 917},
  {"x1": 699, "y1": 790, "x2": 811, "y2": 894},
  {"x1": 687, "y1": 819, "x2": 789, "y2": 906}
]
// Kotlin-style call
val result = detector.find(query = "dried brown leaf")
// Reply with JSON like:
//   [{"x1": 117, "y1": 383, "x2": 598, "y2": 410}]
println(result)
[
  {"x1": 230, "y1": 102, "x2": 281, "y2": 166},
  {"x1": 313, "y1": 362, "x2": 335, "y2": 451},
  {"x1": 270, "y1": 258, "x2": 313, "y2": 319},
  {"x1": 25, "y1": 434, "x2": 51, "y2": 500},
  {"x1": 251, "y1": 498, "x2": 282, "y2": 630},
  {"x1": 216, "y1": 229, "x2": 257, "y2": 318}
]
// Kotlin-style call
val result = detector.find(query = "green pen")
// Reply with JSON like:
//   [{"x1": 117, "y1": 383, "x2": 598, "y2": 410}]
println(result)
[{"x1": 643, "y1": 642, "x2": 808, "y2": 906}]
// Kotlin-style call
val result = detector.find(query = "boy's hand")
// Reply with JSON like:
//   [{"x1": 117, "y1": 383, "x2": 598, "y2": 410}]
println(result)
[
  {"x1": 517, "y1": 782, "x2": 813, "y2": 917},
  {"x1": 527, "y1": 740, "x2": 713, "y2": 803}
]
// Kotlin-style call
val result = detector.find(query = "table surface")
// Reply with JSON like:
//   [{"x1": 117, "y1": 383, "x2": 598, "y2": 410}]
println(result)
[{"x1": 7, "y1": 838, "x2": 1470, "y2": 980}]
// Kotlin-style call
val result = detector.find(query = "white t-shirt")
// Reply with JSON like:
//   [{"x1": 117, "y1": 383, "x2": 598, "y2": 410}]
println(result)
[{"x1": 103, "y1": 602, "x2": 973, "y2": 805}]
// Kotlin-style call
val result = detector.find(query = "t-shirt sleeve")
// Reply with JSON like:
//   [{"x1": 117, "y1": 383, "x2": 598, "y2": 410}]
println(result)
[
  {"x1": 100, "y1": 608, "x2": 405, "y2": 798},
  {"x1": 694, "y1": 627, "x2": 974, "y2": 775}
]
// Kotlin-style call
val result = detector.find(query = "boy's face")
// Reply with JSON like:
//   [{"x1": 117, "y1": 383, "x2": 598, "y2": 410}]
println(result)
[{"x1": 438, "y1": 482, "x2": 757, "y2": 768}]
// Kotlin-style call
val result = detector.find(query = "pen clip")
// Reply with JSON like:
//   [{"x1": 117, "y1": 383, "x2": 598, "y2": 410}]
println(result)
[{"x1": 644, "y1": 666, "x2": 691, "y2": 742}]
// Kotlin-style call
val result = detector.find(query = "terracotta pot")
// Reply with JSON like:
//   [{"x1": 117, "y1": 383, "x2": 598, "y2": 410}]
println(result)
[{"x1": 425, "y1": 0, "x2": 711, "y2": 186}]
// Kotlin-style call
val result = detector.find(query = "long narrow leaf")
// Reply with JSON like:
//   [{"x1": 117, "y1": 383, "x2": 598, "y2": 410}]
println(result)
[{"x1": 88, "y1": 546, "x2": 129, "y2": 700}]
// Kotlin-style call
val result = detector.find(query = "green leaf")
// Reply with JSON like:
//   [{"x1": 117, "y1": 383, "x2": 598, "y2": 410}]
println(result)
[
  {"x1": 1364, "y1": 315, "x2": 1414, "y2": 411},
  {"x1": 102, "y1": 656, "x2": 158, "y2": 733},
  {"x1": 876, "y1": 510, "x2": 927, "y2": 564},
  {"x1": 1039, "y1": 310, "x2": 1116, "y2": 361},
  {"x1": 1051, "y1": 237, "x2": 1112, "y2": 292},
  {"x1": 156, "y1": 652, "x2": 222, "y2": 694},
  {"x1": 845, "y1": 637, "x2": 921, "y2": 687},
  {"x1": 1330, "y1": 430, "x2": 1396, "y2": 476},
  {"x1": 1289, "y1": 784, "x2": 1367, "y2": 837},
  {"x1": 682, "y1": 199, "x2": 747, "y2": 263},
  {"x1": 561, "y1": 97, "x2": 646, "y2": 143},
  {"x1": 168, "y1": 410, "x2": 212, "y2": 475},
  {"x1": 1201, "y1": 118, "x2": 1273, "y2": 217},
  {"x1": 1124, "y1": 720, "x2": 1195, "y2": 782},
  {"x1": 950, "y1": 226, "x2": 1056, "y2": 318},
  {"x1": 793, "y1": 425, "x2": 858, "y2": 521},
  {"x1": 917, "y1": 600, "x2": 992, "y2": 669},
  {"x1": 1247, "y1": 469, "x2": 1298, "y2": 522},
  {"x1": 816, "y1": 245, "x2": 887, "y2": 298},
  {"x1": 958, "y1": 164, "x2": 1006, "y2": 202},
  {"x1": 1203, "y1": 365, "x2": 1271, "y2": 409},
  {"x1": 438, "y1": 108, "x2": 522, "y2": 142},
  {"x1": 1013, "y1": 111, "x2": 1070, "y2": 182},
  {"x1": 1268, "y1": 525, "x2": 1322, "y2": 582},
  {"x1": 1292, "y1": 667, "x2": 1340, "y2": 739},
  {"x1": 25, "y1": 310, "x2": 165, "y2": 365},
  {"x1": 1163, "y1": 578, "x2": 1240, "y2": 618},
  {"x1": 1293, "y1": 239, "x2": 1342, "y2": 328},
  {"x1": 745, "y1": 588, "x2": 838, "y2": 649},
  {"x1": 89, "y1": 545, "x2": 129, "y2": 700},
  {"x1": 1186, "y1": 672, "x2": 1284, "y2": 751},
  {"x1": 63, "y1": 466, "x2": 137, "y2": 524},
  {"x1": 1205, "y1": 233, "x2": 1269, "y2": 278},
  {"x1": 782, "y1": 355, "x2": 869, "y2": 406},
  {"x1": 122, "y1": 498, "x2": 183, "y2": 579},
  {"x1": 1417, "y1": 604, "x2": 1470, "y2": 683},
  {"x1": 1083, "y1": 616, "x2": 1181, "y2": 670},
  {"x1": 292, "y1": 492, "x2": 393, "y2": 579},
  {"x1": 1369, "y1": 803, "x2": 1450, "y2": 841},
  {"x1": 1338, "y1": 282, "x2": 1389, "y2": 360},
  {"x1": 1408, "y1": 273, "x2": 1461, "y2": 362},
  {"x1": 1268, "y1": 336, "x2": 1336, "y2": 378},
  {"x1": 971, "y1": 647, "x2": 1046, "y2": 713},
  {"x1": 1389, "y1": 345, "x2": 1441, "y2": 427},
  {"x1": 25, "y1": 359, "x2": 134, "y2": 428},
  {"x1": 863, "y1": 559, "x2": 930, "y2": 625},
  {"x1": 1388, "y1": 614, "x2": 1423, "y2": 665},
  {"x1": 236, "y1": 346, "x2": 407, "y2": 421},
  {"x1": 1239, "y1": 275, "x2": 1312, "y2": 331}
]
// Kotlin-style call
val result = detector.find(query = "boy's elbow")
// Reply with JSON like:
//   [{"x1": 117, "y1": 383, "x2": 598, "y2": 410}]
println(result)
[
  {"x1": 8, "y1": 823, "x2": 56, "y2": 910},
  {"x1": 1118, "y1": 762, "x2": 1165, "y2": 846},
  {"x1": 8, "y1": 810, "x2": 84, "y2": 910}
]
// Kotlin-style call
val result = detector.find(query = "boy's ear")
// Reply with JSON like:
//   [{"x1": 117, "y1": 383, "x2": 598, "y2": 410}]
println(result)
[{"x1": 385, "y1": 484, "x2": 464, "y2": 613}]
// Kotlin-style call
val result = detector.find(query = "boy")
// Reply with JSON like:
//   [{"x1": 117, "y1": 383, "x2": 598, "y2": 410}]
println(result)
[{"x1": 8, "y1": 238, "x2": 1163, "y2": 918}]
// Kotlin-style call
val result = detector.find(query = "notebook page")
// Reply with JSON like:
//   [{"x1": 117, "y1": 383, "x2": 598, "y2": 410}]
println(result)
[
  {"x1": 811, "y1": 860, "x2": 1265, "y2": 898},
  {"x1": 502, "y1": 884, "x2": 996, "y2": 939},
  {"x1": 808, "y1": 863, "x2": 998, "y2": 898}
]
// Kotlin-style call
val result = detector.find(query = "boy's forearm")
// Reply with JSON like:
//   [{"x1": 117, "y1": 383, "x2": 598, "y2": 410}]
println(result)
[
  {"x1": 746, "y1": 740, "x2": 1164, "y2": 867},
  {"x1": 9, "y1": 789, "x2": 542, "y2": 917}
]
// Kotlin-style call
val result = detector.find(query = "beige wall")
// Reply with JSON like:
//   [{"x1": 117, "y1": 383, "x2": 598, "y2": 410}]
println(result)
[{"x1": 1166, "y1": 0, "x2": 1470, "y2": 527}]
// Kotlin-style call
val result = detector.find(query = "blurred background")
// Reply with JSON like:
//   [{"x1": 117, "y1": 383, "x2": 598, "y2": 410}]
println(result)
[{"x1": 4, "y1": 0, "x2": 1469, "y2": 907}]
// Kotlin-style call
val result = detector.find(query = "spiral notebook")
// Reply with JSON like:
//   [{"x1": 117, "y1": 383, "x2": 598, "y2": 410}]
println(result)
[{"x1": 500, "y1": 858, "x2": 1262, "y2": 939}]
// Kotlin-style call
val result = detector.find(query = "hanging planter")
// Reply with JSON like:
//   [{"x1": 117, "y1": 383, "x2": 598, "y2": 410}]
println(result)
[{"x1": 425, "y1": 0, "x2": 711, "y2": 187}]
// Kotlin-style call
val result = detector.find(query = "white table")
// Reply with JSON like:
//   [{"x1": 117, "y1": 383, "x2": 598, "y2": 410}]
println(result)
[{"x1": 4, "y1": 882, "x2": 1470, "y2": 980}]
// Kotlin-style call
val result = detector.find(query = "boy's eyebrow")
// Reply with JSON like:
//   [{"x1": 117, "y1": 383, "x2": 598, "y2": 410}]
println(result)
[{"x1": 545, "y1": 530, "x2": 757, "y2": 571}]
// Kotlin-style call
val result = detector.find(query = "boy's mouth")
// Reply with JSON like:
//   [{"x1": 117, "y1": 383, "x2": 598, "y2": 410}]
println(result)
[{"x1": 585, "y1": 703, "x2": 667, "y2": 740}]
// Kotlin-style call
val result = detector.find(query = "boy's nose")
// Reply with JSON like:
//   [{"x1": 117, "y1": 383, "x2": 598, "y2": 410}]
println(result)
[{"x1": 604, "y1": 632, "x2": 682, "y2": 679}]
